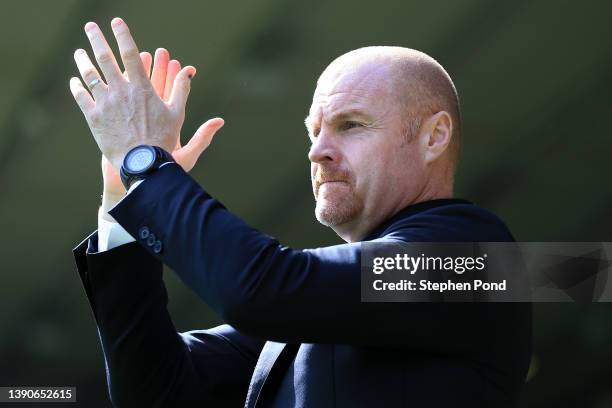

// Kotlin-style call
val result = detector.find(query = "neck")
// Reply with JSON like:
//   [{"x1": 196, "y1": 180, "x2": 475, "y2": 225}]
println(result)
[
  {"x1": 332, "y1": 218, "x2": 373, "y2": 243},
  {"x1": 333, "y1": 181, "x2": 454, "y2": 243}
]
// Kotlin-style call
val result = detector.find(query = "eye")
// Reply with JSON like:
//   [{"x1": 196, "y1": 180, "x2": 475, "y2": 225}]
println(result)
[{"x1": 339, "y1": 121, "x2": 362, "y2": 131}]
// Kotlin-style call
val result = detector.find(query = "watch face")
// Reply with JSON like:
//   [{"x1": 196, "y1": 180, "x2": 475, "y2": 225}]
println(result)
[{"x1": 127, "y1": 147, "x2": 155, "y2": 173}]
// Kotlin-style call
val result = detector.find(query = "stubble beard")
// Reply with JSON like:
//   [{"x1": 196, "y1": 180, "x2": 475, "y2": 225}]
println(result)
[{"x1": 314, "y1": 182, "x2": 364, "y2": 227}]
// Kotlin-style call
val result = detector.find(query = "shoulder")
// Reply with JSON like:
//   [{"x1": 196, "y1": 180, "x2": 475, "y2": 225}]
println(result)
[{"x1": 381, "y1": 201, "x2": 515, "y2": 242}]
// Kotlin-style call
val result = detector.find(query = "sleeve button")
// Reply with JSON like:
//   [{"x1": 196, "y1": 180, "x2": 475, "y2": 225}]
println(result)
[
  {"x1": 153, "y1": 240, "x2": 163, "y2": 254},
  {"x1": 138, "y1": 226, "x2": 150, "y2": 240},
  {"x1": 146, "y1": 233, "x2": 156, "y2": 247}
]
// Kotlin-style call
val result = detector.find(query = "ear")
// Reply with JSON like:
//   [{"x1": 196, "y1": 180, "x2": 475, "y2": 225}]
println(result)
[{"x1": 420, "y1": 111, "x2": 453, "y2": 164}]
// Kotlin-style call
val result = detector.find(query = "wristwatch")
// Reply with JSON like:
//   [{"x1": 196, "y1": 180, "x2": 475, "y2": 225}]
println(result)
[{"x1": 119, "y1": 145, "x2": 175, "y2": 190}]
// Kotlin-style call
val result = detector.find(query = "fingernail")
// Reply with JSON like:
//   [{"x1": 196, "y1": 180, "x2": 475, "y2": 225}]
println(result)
[
  {"x1": 111, "y1": 17, "x2": 123, "y2": 29},
  {"x1": 84, "y1": 22, "x2": 97, "y2": 31}
]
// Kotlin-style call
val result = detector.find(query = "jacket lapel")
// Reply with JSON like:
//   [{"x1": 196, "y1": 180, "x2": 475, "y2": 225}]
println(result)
[{"x1": 245, "y1": 341, "x2": 287, "y2": 408}]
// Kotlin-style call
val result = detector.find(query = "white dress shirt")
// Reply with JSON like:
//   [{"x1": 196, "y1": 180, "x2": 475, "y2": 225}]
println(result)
[{"x1": 97, "y1": 179, "x2": 145, "y2": 251}]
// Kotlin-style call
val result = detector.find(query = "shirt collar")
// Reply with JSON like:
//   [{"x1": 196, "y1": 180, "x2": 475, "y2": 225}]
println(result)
[{"x1": 364, "y1": 198, "x2": 472, "y2": 241}]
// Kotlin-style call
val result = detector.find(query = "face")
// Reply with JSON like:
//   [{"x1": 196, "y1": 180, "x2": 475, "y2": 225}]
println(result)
[{"x1": 305, "y1": 60, "x2": 427, "y2": 240}]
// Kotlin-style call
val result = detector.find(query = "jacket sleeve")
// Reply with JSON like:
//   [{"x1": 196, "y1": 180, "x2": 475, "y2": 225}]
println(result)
[
  {"x1": 73, "y1": 232, "x2": 265, "y2": 407},
  {"x1": 108, "y1": 164, "x2": 531, "y2": 360}
]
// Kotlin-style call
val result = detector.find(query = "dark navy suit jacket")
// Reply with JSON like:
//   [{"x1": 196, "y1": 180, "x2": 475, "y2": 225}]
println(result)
[{"x1": 73, "y1": 163, "x2": 532, "y2": 407}]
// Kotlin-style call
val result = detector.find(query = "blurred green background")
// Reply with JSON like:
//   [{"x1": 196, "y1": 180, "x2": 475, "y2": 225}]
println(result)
[{"x1": 0, "y1": 0, "x2": 611, "y2": 406}]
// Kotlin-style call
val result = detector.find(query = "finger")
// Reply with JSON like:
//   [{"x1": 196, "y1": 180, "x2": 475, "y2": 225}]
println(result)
[
  {"x1": 151, "y1": 48, "x2": 170, "y2": 97},
  {"x1": 125, "y1": 52, "x2": 151, "y2": 81},
  {"x1": 69, "y1": 77, "x2": 95, "y2": 114},
  {"x1": 110, "y1": 17, "x2": 149, "y2": 85},
  {"x1": 163, "y1": 59, "x2": 181, "y2": 102},
  {"x1": 169, "y1": 65, "x2": 197, "y2": 113},
  {"x1": 176, "y1": 118, "x2": 225, "y2": 170},
  {"x1": 140, "y1": 51, "x2": 152, "y2": 78},
  {"x1": 83, "y1": 21, "x2": 123, "y2": 84},
  {"x1": 74, "y1": 48, "x2": 107, "y2": 100}
]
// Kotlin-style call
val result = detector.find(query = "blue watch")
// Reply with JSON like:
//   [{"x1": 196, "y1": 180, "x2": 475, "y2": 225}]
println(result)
[{"x1": 119, "y1": 145, "x2": 175, "y2": 190}]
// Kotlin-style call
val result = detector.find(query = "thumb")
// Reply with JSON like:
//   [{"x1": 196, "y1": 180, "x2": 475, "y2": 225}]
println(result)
[
  {"x1": 173, "y1": 118, "x2": 224, "y2": 171},
  {"x1": 169, "y1": 65, "x2": 197, "y2": 113}
]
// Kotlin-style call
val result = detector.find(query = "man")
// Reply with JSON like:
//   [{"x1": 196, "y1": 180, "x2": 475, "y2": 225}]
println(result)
[{"x1": 70, "y1": 17, "x2": 531, "y2": 407}]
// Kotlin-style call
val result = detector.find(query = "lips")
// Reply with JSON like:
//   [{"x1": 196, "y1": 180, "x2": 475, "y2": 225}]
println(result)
[
  {"x1": 314, "y1": 167, "x2": 352, "y2": 196},
  {"x1": 315, "y1": 180, "x2": 348, "y2": 196}
]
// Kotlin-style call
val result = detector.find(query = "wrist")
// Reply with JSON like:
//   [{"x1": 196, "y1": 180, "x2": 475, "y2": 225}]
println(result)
[
  {"x1": 120, "y1": 145, "x2": 175, "y2": 190},
  {"x1": 101, "y1": 190, "x2": 124, "y2": 222},
  {"x1": 110, "y1": 142, "x2": 172, "y2": 171},
  {"x1": 103, "y1": 179, "x2": 125, "y2": 196},
  {"x1": 111, "y1": 156, "x2": 125, "y2": 173},
  {"x1": 108, "y1": 148, "x2": 131, "y2": 173}
]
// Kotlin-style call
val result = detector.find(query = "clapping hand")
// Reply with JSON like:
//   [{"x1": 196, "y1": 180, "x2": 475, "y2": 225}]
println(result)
[
  {"x1": 70, "y1": 18, "x2": 224, "y2": 217},
  {"x1": 70, "y1": 18, "x2": 224, "y2": 181}
]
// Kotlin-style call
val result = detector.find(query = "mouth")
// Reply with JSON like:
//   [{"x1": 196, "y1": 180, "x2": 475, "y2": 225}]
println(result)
[
  {"x1": 318, "y1": 180, "x2": 348, "y2": 188},
  {"x1": 316, "y1": 180, "x2": 348, "y2": 196}
]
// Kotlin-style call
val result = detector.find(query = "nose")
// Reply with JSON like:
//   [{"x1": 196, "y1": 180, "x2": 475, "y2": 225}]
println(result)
[{"x1": 308, "y1": 130, "x2": 339, "y2": 164}]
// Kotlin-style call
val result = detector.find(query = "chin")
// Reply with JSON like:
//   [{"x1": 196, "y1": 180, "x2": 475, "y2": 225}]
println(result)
[{"x1": 314, "y1": 199, "x2": 362, "y2": 227}]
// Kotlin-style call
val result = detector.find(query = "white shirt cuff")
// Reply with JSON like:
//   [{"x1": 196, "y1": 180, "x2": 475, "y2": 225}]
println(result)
[{"x1": 97, "y1": 206, "x2": 135, "y2": 252}]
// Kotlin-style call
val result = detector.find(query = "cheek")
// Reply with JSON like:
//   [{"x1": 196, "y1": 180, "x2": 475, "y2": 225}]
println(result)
[
  {"x1": 398, "y1": 146, "x2": 424, "y2": 177},
  {"x1": 351, "y1": 159, "x2": 377, "y2": 197},
  {"x1": 357, "y1": 146, "x2": 406, "y2": 196},
  {"x1": 345, "y1": 144, "x2": 379, "y2": 191},
  {"x1": 388, "y1": 147, "x2": 425, "y2": 192}
]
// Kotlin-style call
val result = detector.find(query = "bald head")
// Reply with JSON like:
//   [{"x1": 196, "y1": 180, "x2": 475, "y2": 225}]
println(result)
[
  {"x1": 319, "y1": 46, "x2": 461, "y2": 167},
  {"x1": 308, "y1": 46, "x2": 460, "y2": 241}
]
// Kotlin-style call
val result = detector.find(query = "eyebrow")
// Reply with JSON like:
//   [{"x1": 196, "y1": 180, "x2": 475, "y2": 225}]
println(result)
[{"x1": 304, "y1": 109, "x2": 373, "y2": 131}]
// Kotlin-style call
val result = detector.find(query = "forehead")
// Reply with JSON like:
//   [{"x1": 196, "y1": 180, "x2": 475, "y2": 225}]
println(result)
[{"x1": 308, "y1": 62, "x2": 394, "y2": 122}]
